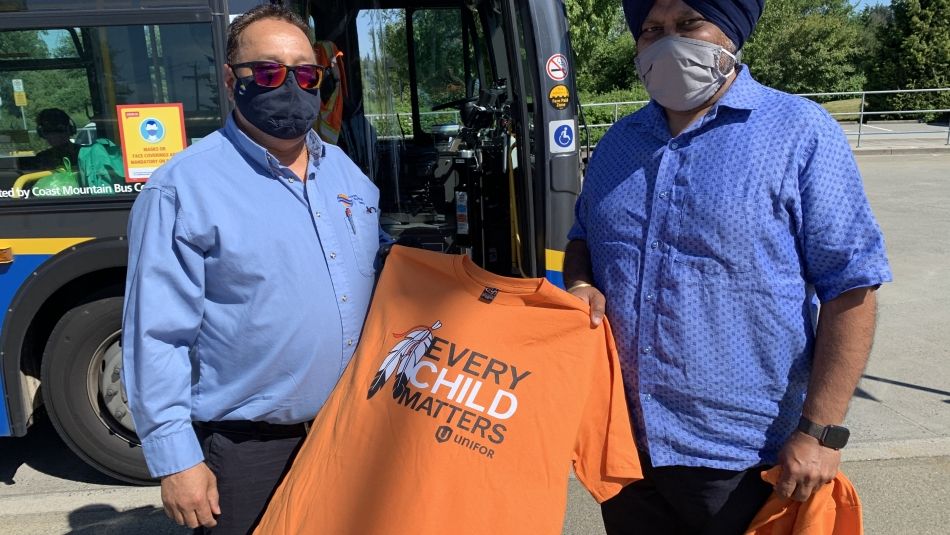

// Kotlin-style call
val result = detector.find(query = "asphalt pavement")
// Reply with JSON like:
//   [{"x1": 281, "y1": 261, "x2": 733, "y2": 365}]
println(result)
[{"x1": 1, "y1": 151, "x2": 948, "y2": 534}]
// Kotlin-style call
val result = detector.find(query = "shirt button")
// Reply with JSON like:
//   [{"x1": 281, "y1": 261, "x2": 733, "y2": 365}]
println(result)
[
  {"x1": 330, "y1": 252, "x2": 337, "y2": 259},
  {"x1": 645, "y1": 293, "x2": 655, "y2": 302},
  {"x1": 315, "y1": 212, "x2": 321, "y2": 218},
  {"x1": 670, "y1": 142, "x2": 679, "y2": 150},
  {"x1": 659, "y1": 191, "x2": 668, "y2": 200},
  {"x1": 288, "y1": 176, "x2": 295, "y2": 183},
  {"x1": 651, "y1": 240, "x2": 659, "y2": 249},
  {"x1": 642, "y1": 346, "x2": 653, "y2": 354},
  {"x1": 347, "y1": 339, "x2": 354, "y2": 346},
  {"x1": 341, "y1": 295, "x2": 348, "y2": 303},
  {"x1": 644, "y1": 393, "x2": 653, "y2": 401}
]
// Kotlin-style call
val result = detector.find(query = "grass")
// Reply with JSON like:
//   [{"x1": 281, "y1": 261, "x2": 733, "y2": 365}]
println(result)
[{"x1": 820, "y1": 98, "x2": 862, "y2": 121}]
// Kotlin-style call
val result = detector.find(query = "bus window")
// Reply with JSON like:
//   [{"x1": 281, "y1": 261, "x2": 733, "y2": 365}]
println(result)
[
  {"x1": 411, "y1": 9, "x2": 466, "y2": 136},
  {"x1": 356, "y1": 9, "x2": 411, "y2": 141},
  {"x1": 0, "y1": 0, "x2": 207, "y2": 11},
  {"x1": 0, "y1": 21, "x2": 219, "y2": 203}
]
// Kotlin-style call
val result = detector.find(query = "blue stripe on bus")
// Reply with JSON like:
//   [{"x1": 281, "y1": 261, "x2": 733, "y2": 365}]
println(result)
[
  {"x1": 546, "y1": 269, "x2": 565, "y2": 290},
  {"x1": 0, "y1": 254, "x2": 52, "y2": 437}
]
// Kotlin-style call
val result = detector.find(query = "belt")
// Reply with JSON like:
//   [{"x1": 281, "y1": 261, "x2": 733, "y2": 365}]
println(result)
[{"x1": 194, "y1": 420, "x2": 310, "y2": 438}]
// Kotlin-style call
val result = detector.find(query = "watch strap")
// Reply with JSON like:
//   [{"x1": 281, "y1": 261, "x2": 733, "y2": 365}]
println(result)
[
  {"x1": 797, "y1": 415, "x2": 849, "y2": 449},
  {"x1": 797, "y1": 416, "x2": 825, "y2": 441}
]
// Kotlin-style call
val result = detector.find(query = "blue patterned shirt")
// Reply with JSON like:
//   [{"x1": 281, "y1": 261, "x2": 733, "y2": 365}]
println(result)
[
  {"x1": 124, "y1": 115, "x2": 381, "y2": 477},
  {"x1": 569, "y1": 67, "x2": 892, "y2": 470}
]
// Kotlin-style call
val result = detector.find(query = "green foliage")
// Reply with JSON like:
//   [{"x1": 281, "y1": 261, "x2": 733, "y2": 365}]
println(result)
[
  {"x1": 868, "y1": 0, "x2": 950, "y2": 120},
  {"x1": 567, "y1": 1, "x2": 643, "y2": 95},
  {"x1": 0, "y1": 30, "x2": 90, "y2": 151},
  {"x1": 743, "y1": 0, "x2": 865, "y2": 95}
]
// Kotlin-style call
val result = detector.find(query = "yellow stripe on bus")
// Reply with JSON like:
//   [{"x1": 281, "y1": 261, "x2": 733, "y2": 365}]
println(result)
[
  {"x1": 545, "y1": 249, "x2": 565, "y2": 272},
  {"x1": 0, "y1": 238, "x2": 94, "y2": 255}
]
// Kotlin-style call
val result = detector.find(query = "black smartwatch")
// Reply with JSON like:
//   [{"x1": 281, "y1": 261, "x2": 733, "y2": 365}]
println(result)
[{"x1": 797, "y1": 416, "x2": 850, "y2": 450}]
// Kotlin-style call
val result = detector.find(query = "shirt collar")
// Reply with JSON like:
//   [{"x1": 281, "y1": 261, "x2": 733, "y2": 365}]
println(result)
[
  {"x1": 223, "y1": 113, "x2": 325, "y2": 178},
  {"x1": 715, "y1": 65, "x2": 765, "y2": 112},
  {"x1": 628, "y1": 65, "x2": 764, "y2": 139}
]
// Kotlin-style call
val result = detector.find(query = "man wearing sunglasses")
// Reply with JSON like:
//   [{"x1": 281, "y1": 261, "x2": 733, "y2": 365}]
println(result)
[{"x1": 123, "y1": 5, "x2": 383, "y2": 534}]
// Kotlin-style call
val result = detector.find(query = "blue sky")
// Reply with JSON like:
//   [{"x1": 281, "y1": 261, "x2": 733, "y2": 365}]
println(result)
[{"x1": 852, "y1": 0, "x2": 890, "y2": 6}]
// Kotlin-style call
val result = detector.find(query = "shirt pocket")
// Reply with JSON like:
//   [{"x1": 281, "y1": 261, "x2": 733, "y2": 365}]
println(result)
[
  {"x1": 344, "y1": 204, "x2": 380, "y2": 277},
  {"x1": 673, "y1": 190, "x2": 753, "y2": 275}
]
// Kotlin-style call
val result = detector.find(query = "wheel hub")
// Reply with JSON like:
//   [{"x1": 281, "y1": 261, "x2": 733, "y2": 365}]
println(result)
[{"x1": 93, "y1": 331, "x2": 137, "y2": 436}]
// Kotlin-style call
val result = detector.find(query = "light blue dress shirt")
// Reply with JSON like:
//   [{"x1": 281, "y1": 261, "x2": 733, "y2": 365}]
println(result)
[
  {"x1": 569, "y1": 67, "x2": 892, "y2": 471},
  {"x1": 123, "y1": 115, "x2": 380, "y2": 477}
]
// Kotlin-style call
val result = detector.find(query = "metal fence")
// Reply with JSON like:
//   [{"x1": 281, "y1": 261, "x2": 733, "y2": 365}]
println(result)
[{"x1": 579, "y1": 87, "x2": 950, "y2": 148}]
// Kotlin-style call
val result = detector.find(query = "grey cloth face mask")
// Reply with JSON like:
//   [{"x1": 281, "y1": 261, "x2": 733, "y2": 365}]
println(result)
[{"x1": 635, "y1": 36, "x2": 738, "y2": 112}]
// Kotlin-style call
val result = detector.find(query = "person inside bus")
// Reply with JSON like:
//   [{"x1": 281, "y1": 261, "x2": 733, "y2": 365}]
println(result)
[
  {"x1": 20, "y1": 108, "x2": 80, "y2": 171},
  {"x1": 123, "y1": 5, "x2": 383, "y2": 534},
  {"x1": 564, "y1": 0, "x2": 891, "y2": 533}
]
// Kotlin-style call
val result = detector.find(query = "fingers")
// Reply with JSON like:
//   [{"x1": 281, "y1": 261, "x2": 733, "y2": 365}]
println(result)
[
  {"x1": 775, "y1": 465, "x2": 836, "y2": 501},
  {"x1": 589, "y1": 290, "x2": 606, "y2": 327},
  {"x1": 182, "y1": 509, "x2": 201, "y2": 530},
  {"x1": 774, "y1": 471, "x2": 797, "y2": 500},
  {"x1": 195, "y1": 501, "x2": 218, "y2": 528},
  {"x1": 567, "y1": 286, "x2": 607, "y2": 327},
  {"x1": 208, "y1": 481, "x2": 222, "y2": 516},
  {"x1": 160, "y1": 463, "x2": 220, "y2": 528}
]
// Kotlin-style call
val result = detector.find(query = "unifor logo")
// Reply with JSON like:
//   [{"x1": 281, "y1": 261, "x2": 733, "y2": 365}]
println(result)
[
  {"x1": 367, "y1": 321, "x2": 442, "y2": 400},
  {"x1": 435, "y1": 426, "x2": 452, "y2": 443}
]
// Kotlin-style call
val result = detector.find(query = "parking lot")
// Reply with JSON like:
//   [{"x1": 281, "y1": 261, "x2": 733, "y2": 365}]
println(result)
[{"x1": 1, "y1": 153, "x2": 949, "y2": 534}]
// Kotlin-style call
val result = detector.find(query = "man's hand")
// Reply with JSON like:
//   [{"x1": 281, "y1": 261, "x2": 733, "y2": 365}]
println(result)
[
  {"x1": 568, "y1": 284, "x2": 606, "y2": 327},
  {"x1": 774, "y1": 431, "x2": 840, "y2": 502},
  {"x1": 160, "y1": 462, "x2": 221, "y2": 529},
  {"x1": 563, "y1": 240, "x2": 606, "y2": 327}
]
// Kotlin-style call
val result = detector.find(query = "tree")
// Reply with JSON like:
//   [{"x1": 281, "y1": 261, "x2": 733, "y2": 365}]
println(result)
[
  {"x1": 743, "y1": 0, "x2": 865, "y2": 95},
  {"x1": 566, "y1": 0, "x2": 644, "y2": 95},
  {"x1": 856, "y1": 4, "x2": 894, "y2": 80},
  {"x1": 868, "y1": 0, "x2": 950, "y2": 120}
]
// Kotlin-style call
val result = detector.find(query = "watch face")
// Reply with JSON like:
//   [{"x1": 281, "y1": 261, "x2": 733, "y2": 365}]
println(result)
[{"x1": 821, "y1": 425, "x2": 850, "y2": 449}]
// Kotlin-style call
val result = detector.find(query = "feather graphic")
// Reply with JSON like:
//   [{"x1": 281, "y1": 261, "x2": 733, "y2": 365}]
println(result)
[{"x1": 367, "y1": 321, "x2": 442, "y2": 399}]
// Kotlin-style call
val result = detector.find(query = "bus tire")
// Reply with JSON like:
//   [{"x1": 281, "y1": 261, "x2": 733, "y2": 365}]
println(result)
[{"x1": 41, "y1": 297, "x2": 154, "y2": 485}]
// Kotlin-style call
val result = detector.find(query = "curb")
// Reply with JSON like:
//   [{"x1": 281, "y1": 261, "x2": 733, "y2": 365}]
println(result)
[
  {"x1": 852, "y1": 146, "x2": 950, "y2": 156},
  {"x1": 842, "y1": 437, "x2": 950, "y2": 463}
]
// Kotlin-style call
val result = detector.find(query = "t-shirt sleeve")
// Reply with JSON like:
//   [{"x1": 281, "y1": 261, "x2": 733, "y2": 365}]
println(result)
[{"x1": 572, "y1": 318, "x2": 642, "y2": 503}]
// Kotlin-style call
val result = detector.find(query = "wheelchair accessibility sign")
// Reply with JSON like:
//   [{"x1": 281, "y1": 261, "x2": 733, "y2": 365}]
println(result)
[{"x1": 549, "y1": 119, "x2": 576, "y2": 154}]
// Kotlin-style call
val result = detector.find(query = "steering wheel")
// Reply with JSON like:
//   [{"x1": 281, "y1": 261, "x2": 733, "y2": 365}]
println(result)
[{"x1": 431, "y1": 96, "x2": 478, "y2": 112}]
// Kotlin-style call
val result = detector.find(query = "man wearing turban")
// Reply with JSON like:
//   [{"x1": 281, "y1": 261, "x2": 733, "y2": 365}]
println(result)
[{"x1": 563, "y1": 1, "x2": 891, "y2": 533}]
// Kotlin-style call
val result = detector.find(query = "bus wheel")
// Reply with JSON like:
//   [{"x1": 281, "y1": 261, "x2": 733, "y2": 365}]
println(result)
[{"x1": 41, "y1": 297, "x2": 154, "y2": 485}]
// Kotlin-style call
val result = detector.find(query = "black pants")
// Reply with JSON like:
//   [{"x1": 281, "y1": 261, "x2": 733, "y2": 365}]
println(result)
[
  {"x1": 601, "y1": 452, "x2": 774, "y2": 535},
  {"x1": 192, "y1": 422, "x2": 306, "y2": 535}
]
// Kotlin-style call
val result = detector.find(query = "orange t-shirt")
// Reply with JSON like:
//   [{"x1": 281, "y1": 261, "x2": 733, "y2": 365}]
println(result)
[
  {"x1": 254, "y1": 245, "x2": 642, "y2": 535},
  {"x1": 745, "y1": 468, "x2": 863, "y2": 535}
]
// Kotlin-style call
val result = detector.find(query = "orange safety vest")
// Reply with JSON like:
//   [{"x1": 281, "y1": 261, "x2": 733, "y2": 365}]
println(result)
[{"x1": 314, "y1": 41, "x2": 346, "y2": 145}]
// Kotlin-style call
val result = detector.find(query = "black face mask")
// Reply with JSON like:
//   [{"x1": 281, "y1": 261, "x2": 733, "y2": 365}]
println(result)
[{"x1": 233, "y1": 74, "x2": 321, "y2": 140}]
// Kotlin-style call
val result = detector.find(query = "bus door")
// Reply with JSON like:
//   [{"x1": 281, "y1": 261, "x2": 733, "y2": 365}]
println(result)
[{"x1": 308, "y1": 0, "x2": 579, "y2": 281}]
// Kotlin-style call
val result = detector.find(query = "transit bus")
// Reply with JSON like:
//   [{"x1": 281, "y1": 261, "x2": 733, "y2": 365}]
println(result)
[{"x1": 0, "y1": 0, "x2": 581, "y2": 483}]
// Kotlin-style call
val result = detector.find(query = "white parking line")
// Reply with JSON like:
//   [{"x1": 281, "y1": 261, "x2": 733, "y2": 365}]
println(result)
[{"x1": 864, "y1": 124, "x2": 895, "y2": 132}]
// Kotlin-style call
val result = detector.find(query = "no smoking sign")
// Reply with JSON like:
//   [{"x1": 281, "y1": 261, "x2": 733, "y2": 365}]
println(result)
[{"x1": 545, "y1": 54, "x2": 568, "y2": 81}]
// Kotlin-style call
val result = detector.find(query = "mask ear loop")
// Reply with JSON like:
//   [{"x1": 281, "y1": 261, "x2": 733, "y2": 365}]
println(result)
[{"x1": 717, "y1": 47, "x2": 739, "y2": 79}]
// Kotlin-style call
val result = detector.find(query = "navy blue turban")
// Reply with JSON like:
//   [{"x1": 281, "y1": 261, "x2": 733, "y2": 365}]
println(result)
[{"x1": 622, "y1": 0, "x2": 765, "y2": 50}]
